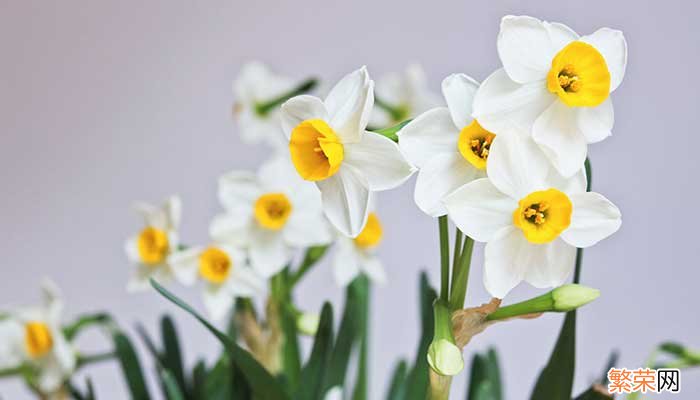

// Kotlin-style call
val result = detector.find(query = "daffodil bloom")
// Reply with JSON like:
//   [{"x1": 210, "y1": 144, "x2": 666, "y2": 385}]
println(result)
[
  {"x1": 370, "y1": 64, "x2": 441, "y2": 128},
  {"x1": 210, "y1": 156, "x2": 333, "y2": 277},
  {"x1": 124, "y1": 196, "x2": 181, "y2": 291},
  {"x1": 232, "y1": 61, "x2": 296, "y2": 148},
  {"x1": 472, "y1": 15, "x2": 627, "y2": 177},
  {"x1": 0, "y1": 281, "x2": 76, "y2": 394},
  {"x1": 444, "y1": 135, "x2": 621, "y2": 298},
  {"x1": 281, "y1": 67, "x2": 415, "y2": 237},
  {"x1": 168, "y1": 244, "x2": 264, "y2": 321},
  {"x1": 333, "y1": 212, "x2": 386, "y2": 286},
  {"x1": 398, "y1": 74, "x2": 496, "y2": 217}
]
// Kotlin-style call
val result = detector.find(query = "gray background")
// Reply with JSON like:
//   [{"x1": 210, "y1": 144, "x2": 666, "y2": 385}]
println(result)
[{"x1": 1, "y1": 0, "x2": 698, "y2": 398}]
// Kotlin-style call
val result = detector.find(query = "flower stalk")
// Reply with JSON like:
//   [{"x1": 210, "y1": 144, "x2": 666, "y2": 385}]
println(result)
[
  {"x1": 449, "y1": 235, "x2": 474, "y2": 310},
  {"x1": 438, "y1": 216, "x2": 450, "y2": 301},
  {"x1": 486, "y1": 284, "x2": 600, "y2": 321},
  {"x1": 254, "y1": 77, "x2": 318, "y2": 117}
]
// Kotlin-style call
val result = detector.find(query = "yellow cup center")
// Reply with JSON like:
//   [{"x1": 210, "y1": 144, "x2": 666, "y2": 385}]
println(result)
[
  {"x1": 458, "y1": 120, "x2": 496, "y2": 170},
  {"x1": 137, "y1": 226, "x2": 170, "y2": 265},
  {"x1": 289, "y1": 119, "x2": 344, "y2": 181},
  {"x1": 254, "y1": 193, "x2": 293, "y2": 230},
  {"x1": 512, "y1": 188, "x2": 572, "y2": 244},
  {"x1": 546, "y1": 41, "x2": 611, "y2": 107},
  {"x1": 199, "y1": 247, "x2": 232, "y2": 284},
  {"x1": 24, "y1": 322, "x2": 53, "y2": 358},
  {"x1": 354, "y1": 213, "x2": 383, "y2": 249}
]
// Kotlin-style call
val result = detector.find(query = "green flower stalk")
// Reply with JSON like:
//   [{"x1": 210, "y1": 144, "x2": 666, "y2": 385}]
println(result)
[
  {"x1": 254, "y1": 77, "x2": 318, "y2": 117},
  {"x1": 427, "y1": 301, "x2": 464, "y2": 376},
  {"x1": 486, "y1": 284, "x2": 600, "y2": 321}
]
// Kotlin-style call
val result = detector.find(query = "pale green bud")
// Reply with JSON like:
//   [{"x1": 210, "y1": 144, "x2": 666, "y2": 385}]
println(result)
[
  {"x1": 296, "y1": 312, "x2": 320, "y2": 336},
  {"x1": 427, "y1": 339, "x2": 464, "y2": 376},
  {"x1": 552, "y1": 284, "x2": 601, "y2": 311}
]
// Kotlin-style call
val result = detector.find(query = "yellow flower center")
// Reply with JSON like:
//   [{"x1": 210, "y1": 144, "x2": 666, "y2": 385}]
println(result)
[
  {"x1": 137, "y1": 226, "x2": 170, "y2": 265},
  {"x1": 546, "y1": 41, "x2": 611, "y2": 107},
  {"x1": 24, "y1": 322, "x2": 53, "y2": 358},
  {"x1": 254, "y1": 193, "x2": 293, "y2": 230},
  {"x1": 354, "y1": 213, "x2": 383, "y2": 249},
  {"x1": 457, "y1": 120, "x2": 496, "y2": 170},
  {"x1": 199, "y1": 247, "x2": 232, "y2": 284},
  {"x1": 512, "y1": 189, "x2": 572, "y2": 244},
  {"x1": 289, "y1": 119, "x2": 344, "y2": 181}
]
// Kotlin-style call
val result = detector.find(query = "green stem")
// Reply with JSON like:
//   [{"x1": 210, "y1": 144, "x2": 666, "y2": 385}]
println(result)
[
  {"x1": 449, "y1": 236, "x2": 474, "y2": 310},
  {"x1": 370, "y1": 119, "x2": 412, "y2": 143},
  {"x1": 486, "y1": 293, "x2": 555, "y2": 321},
  {"x1": 289, "y1": 245, "x2": 329, "y2": 287},
  {"x1": 438, "y1": 216, "x2": 450, "y2": 302},
  {"x1": 573, "y1": 158, "x2": 592, "y2": 284},
  {"x1": 254, "y1": 78, "x2": 318, "y2": 117},
  {"x1": 0, "y1": 366, "x2": 24, "y2": 378},
  {"x1": 77, "y1": 352, "x2": 115, "y2": 368},
  {"x1": 451, "y1": 229, "x2": 463, "y2": 277}
]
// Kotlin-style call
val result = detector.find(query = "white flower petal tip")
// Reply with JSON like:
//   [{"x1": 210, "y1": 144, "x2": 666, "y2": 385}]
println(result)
[
  {"x1": 562, "y1": 192, "x2": 622, "y2": 248},
  {"x1": 441, "y1": 73, "x2": 479, "y2": 128},
  {"x1": 324, "y1": 67, "x2": 374, "y2": 144},
  {"x1": 427, "y1": 339, "x2": 464, "y2": 376}
]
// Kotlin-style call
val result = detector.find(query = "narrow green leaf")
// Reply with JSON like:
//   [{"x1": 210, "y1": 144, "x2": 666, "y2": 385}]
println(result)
[
  {"x1": 150, "y1": 279, "x2": 289, "y2": 400},
  {"x1": 467, "y1": 354, "x2": 487, "y2": 400},
  {"x1": 324, "y1": 279, "x2": 362, "y2": 391},
  {"x1": 405, "y1": 272, "x2": 438, "y2": 400},
  {"x1": 113, "y1": 331, "x2": 151, "y2": 400},
  {"x1": 279, "y1": 302, "x2": 302, "y2": 393},
  {"x1": 85, "y1": 377, "x2": 96, "y2": 400},
  {"x1": 467, "y1": 349, "x2": 503, "y2": 400},
  {"x1": 485, "y1": 349, "x2": 503, "y2": 400},
  {"x1": 573, "y1": 387, "x2": 612, "y2": 400},
  {"x1": 529, "y1": 312, "x2": 576, "y2": 400},
  {"x1": 385, "y1": 360, "x2": 408, "y2": 400},
  {"x1": 161, "y1": 315, "x2": 187, "y2": 395},
  {"x1": 298, "y1": 302, "x2": 334, "y2": 400},
  {"x1": 191, "y1": 360, "x2": 207, "y2": 400},
  {"x1": 204, "y1": 357, "x2": 232, "y2": 400},
  {"x1": 352, "y1": 275, "x2": 370, "y2": 400},
  {"x1": 160, "y1": 369, "x2": 185, "y2": 400}
]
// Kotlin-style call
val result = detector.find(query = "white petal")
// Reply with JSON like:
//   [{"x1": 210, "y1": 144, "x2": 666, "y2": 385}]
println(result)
[
  {"x1": 441, "y1": 73, "x2": 479, "y2": 129},
  {"x1": 397, "y1": 107, "x2": 458, "y2": 167},
  {"x1": 50, "y1": 330, "x2": 76, "y2": 376},
  {"x1": 359, "y1": 254, "x2": 386, "y2": 285},
  {"x1": 577, "y1": 98, "x2": 614, "y2": 144},
  {"x1": 333, "y1": 239, "x2": 361, "y2": 286},
  {"x1": 218, "y1": 171, "x2": 261, "y2": 211},
  {"x1": 344, "y1": 132, "x2": 415, "y2": 191},
  {"x1": 561, "y1": 192, "x2": 621, "y2": 248},
  {"x1": 581, "y1": 28, "x2": 627, "y2": 92},
  {"x1": 472, "y1": 68, "x2": 555, "y2": 135},
  {"x1": 280, "y1": 95, "x2": 329, "y2": 138},
  {"x1": 126, "y1": 264, "x2": 158, "y2": 292},
  {"x1": 209, "y1": 211, "x2": 253, "y2": 246},
  {"x1": 325, "y1": 67, "x2": 374, "y2": 144},
  {"x1": 258, "y1": 155, "x2": 305, "y2": 192},
  {"x1": 164, "y1": 196, "x2": 182, "y2": 230},
  {"x1": 202, "y1": 285, "x2": 234, "y2": 322},
  {"x1": 544, "y1": 21, "x2": 580, "y2": 50},
  {"x1": 483, "y1": 226, "x2": 529, "y2": 298},
  {"x1": 414, "y1": 152, "x2": 480, "y2": 217},
  {"x1": 523, "y1": 239, "x2": 577, "y2": 288},
  {"x1": 487, "y1": 134, "x2": 549, "y2": 199},
  {"x1": 284, "y1": 211, "x2": 334, "y2": 247},
  {"x1": 133, "y1": 202, "x2": 167, "y2": 230},
  {"x1": 248, "y1": 229, "x2": 291, "y2": 278},
  {"x1": 544, "y1": 164, "x2": 588, "y2": 195},
  {"x1": 317, "y1": 165, "x2": 370, "y2": 237},
  {"x1": 124, "y1": 235, "x2": 141, "y2": 263},
  {"x1": 498, "y1": 16, "x2": 573, "y2": 83},
  {"x1": 228, "y1": 264, "x2": 266, "y2": 298},
  {"x1": 37, "y1": 361, "x2": 65, "y2": 392},
  {"x1": 0, "y1": 319, "x2": 24, "y2": 368},
  {"x1": 444, "y1": 178, "x2": 516, "y2": 242},
  {"x1": 533, "y1": 100, "x2": 588, "y2": 178},
  {"x1": 167, "y1": 247, "x2": 203, "y2": 286}
]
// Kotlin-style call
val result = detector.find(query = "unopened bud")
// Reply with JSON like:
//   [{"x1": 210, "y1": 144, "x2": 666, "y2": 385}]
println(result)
[
  {"x1": 296, "y1": 312, "x2": 320, "y2": 336},
  {"x1": 427, "y1": 339, "x2": 464, "y2": 376},
  {"x1": 552, "y1": 284, "x2": 600, "y2": 311}
]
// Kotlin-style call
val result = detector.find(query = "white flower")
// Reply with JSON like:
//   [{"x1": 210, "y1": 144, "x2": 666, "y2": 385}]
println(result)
[
  {"x1": 370, "y1": 64, "x2": 441, "y2": 128},
  {"x1": 168, "y1": 245, "x2": 264, "y2": 321},
  {"x1": 232, "y1": 61, "x2": 296, "y2": 148},
  {"x1": 0, "y1": 280, "x2": 76, "y2": 394},
  {"x1": 280, "y1": 67, "x2": 415, "y2": 237},
  {"x1": 332, "y1": 211, "x2": 386, "y2": 286},
  {"x1": 472, "y1": 15, "x2": 627, "y2": 177},
  {"x1": 398, "y1": 73, "x2": 495, "y2": 217},
  {"x1": 210, "y1": 156, "x2": 333, "y2": 277},
  {"x1": 124, "y1": 196, "x2": 181, "y2": 292},
  {"x1": 444, "y1": 134, "x2": 621, "y2": 298}
]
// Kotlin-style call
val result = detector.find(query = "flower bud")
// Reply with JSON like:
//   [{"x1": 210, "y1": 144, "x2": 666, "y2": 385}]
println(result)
[
  {"x1": 427, "y1": 339, "x2": 464, "y2": 376},
  {"x1": 296, "y1": 312, "x2": 320, "y2": 336},
  {"x1": 552, "y1": 284, "x2": 600, "y2": 311}
]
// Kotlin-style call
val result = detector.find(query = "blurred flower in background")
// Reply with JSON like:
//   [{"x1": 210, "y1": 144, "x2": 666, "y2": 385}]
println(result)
[{"x1": 332, "y1": 211, "x2": 386, "y2": 286}]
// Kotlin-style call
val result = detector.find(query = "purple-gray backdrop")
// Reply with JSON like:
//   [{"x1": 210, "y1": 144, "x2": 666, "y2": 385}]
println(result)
[{"x1": 1, "y1": 1, "x2": 698, "y2": 398}]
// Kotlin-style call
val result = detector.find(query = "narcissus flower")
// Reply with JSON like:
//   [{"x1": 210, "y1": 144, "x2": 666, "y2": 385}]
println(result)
[
  {"x1": 232, "y1": 61, "x2": 296, "y2": 148},
  {"x1": 444, "y1": 135, "x2": 621, "y2": 298},
  {"x1": 370, "y1": 64, "x2": 441, "y2": 128},
  {"x1": 210, "y1": 156, "x2": 333, "y2": 277},
  {"x1": 398, "y1": 74, "x2": 495, "y2": 216},
  {"x1": 473, "y1": 15, "x2": 627, "y2": 177},
  {"x1": 0, "y1": 281, "x2": 76, "y2": 394},
  {"x1": 124, "y1": 196, "x2": 181, "y2": 291},
  {"x1": 168, "y1": 244, "x2": 264, "y2": 321},
  {"x1": 281, "y1": 67, "x2": 415, "y2": 237},
  {"x1": 332, "y1": 212, "x2": 386, "y2": 286}
]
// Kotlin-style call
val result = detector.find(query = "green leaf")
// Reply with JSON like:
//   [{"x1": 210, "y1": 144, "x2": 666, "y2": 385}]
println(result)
[
  {"x1": 160, "y1": 369, "x2": 185, "y2": 400},
  {"x1": 191, "y1": 360, "x2": 207, "y2": 400},
  {"x1": 529, "y1": 312, "x2": 576, "y2": 400},
  {"x1": 161, "y1": 315, "x2": 187, "y2": 395},
  {"x1": 324, "y1": 279, "x2": 362, "y2": 391},
  {"x1": 405, "y1": 272, "x2": 438, "y2": 400},
  {"x1": 467, "y1": 349, "x2": 502, "y2": 400},
  {"x1": 385, "y1": 360, "x2": 408, "y2": 400},
  {"x1": 203, "y1": 357, "x2": 232, "y2": 400},
  {"x1": 298, "y1": 302, "x2": 334, "y2": 400},
  {"x1": 150, "y1": 279, "x2": 289, "y2": 400},
  {"x1": 352, "y1": 275, "x2": 370, "y2": 400},
  {"x1": 113, "y1": 331, "x2": 151, "y2": 400},
  {"x1": 573, "y1": 387, "x2": 612, "y2": 400},
  {"x1": 279, "y1": 302, "x2": 302, "y2": 393}
]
